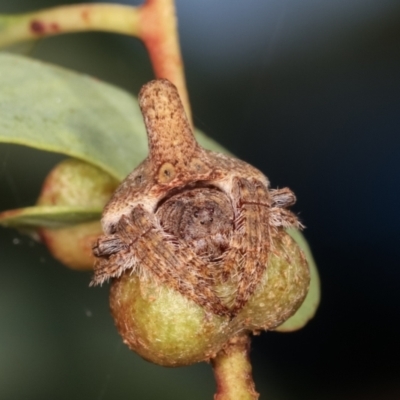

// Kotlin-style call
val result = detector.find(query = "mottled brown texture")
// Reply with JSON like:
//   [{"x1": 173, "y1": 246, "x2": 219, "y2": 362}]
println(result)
[
  {"x1": 92, "y1": 79, "x2": 303, "y2": 317},
  {"x1": 157, "y1": 188, "x2": 233, "y2": 261}
]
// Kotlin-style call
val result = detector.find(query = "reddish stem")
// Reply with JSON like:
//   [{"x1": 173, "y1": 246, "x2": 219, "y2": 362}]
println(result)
[{"x1": 138, "y1": 0, "x2": 191, "y2": 125}]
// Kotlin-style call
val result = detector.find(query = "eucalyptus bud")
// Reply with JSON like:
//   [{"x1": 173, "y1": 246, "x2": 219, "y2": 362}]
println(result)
[{"x1": 37, "y1": 158, "x2": 118, "y2": 270}]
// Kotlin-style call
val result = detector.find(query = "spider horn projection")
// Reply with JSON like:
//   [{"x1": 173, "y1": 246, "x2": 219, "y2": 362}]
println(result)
[{"x1": 138, "y1": 79, "x2": 198, "y2": 173}]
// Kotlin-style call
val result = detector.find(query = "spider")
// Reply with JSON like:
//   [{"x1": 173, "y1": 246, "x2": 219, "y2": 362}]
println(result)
[{"x1": 91, "y1": 79, "x2": 302, "y2": 318}]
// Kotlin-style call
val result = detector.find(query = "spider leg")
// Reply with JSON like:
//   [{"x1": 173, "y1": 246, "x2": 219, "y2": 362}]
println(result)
[
  {"x1": 90, "y1": 216, "x2": 139, "y2": 286},
  {"x1": 270, "y1": 187, "x2": 296, "y2": 208},
  {"x1": 222, "y1": 177, "x2": 271, "y2": 317},
  {"x1": 269, "y1": 207, "x2": 304, "y2": 229},
  {"x1": 92, "y1": 235, "x2": 127, "y2": 257},
  {"x1": 94, "y1": 206, "x2": 230, "y2": 316},
  {"x1": 130, "y1": 206, "x2": 231, "y2": 316},
  {"x1": 269, "y1": 187, "x2": 303, "y2": 229},
  {"x1": 90, "y1": 255, "x2": 129, "y2": 286}
]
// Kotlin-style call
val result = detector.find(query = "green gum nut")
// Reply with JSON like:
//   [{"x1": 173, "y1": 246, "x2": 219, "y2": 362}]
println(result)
[
  {"x1": 37, "y1": 158, "x2": 119, "y2": 270},
  {"x1": 110, "y1": 231, "x2": 309, "y2": 367}
]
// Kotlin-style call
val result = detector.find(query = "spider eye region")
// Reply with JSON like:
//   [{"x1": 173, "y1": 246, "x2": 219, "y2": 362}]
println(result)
[{"x1": 191, "y1": 206, "x2": 214, "y2": 226}]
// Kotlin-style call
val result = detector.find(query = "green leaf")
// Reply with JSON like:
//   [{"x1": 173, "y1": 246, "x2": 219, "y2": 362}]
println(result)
[
  {"x1": 0, "y1": 53, "x2": 228, "y2": 181},
  {"x1": 275, "y1": 229, "x2": 320, "y2": 332},
  {"x1": 0, "y1": 205, "x2": 102, "y2": 229}
]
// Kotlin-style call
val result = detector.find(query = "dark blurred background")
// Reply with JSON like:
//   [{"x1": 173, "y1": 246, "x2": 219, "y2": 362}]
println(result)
[{"x1": 1, "y1": 0, "x2": 399, "y2": 399}]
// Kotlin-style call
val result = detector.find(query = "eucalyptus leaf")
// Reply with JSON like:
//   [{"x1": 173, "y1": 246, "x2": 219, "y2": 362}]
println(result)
[
  {"x1": 0, "y1": 53, "x2": 227, "y2": 181},
  {"x1": 275, "y1": 229, "x2": 320, "y2": 332},
  {"x1": 0, "y1": 205, "x2": 102, "y2": 228}
]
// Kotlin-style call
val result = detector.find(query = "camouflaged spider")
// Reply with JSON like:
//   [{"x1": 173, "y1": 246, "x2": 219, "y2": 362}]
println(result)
[{"x1": 91, "y1": 79, "x2": 302, "y2": 318}]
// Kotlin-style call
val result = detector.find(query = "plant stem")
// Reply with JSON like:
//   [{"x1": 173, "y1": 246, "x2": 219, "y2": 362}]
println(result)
[
  {"x1": 138, "y1": 0, "x2": 190, "y2": 125},
  {"x1": 211, "y1": 335, "x2": 259, "y2": 400},
  {"x1": 0, "y1": 1, "x2": 191, "y2": 124},
  {"x1": 0, "y1": 4, "x2": 140, "y2": 45}
]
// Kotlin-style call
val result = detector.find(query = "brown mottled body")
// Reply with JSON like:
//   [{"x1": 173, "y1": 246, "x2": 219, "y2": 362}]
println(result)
[
  {"x1": 91, "y1": 79, "x2": 302, "y2": 318},
  {"x1": 157, "y1": 188, "x2": 233, "y2": 261}
]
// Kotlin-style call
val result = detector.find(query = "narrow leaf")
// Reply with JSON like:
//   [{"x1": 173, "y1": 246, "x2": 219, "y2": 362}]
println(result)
[{"x1": 0, "y1": 205, "x2": 102, "y2": 228}]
